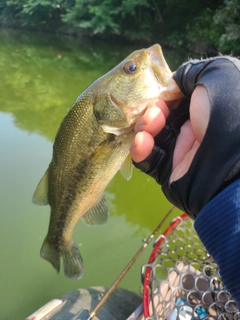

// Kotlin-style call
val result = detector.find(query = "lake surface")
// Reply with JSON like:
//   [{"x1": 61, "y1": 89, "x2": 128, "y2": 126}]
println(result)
[{"x1": 0, "y1": 29, "x2": 186, "y2": 319}]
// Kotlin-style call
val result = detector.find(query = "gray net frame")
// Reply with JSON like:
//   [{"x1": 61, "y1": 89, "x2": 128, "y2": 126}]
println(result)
[{"x1": 142, "y1": 215, "x2": 240, "y2": 320}]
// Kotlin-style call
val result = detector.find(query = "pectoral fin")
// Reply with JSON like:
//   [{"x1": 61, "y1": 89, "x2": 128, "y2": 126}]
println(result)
[
  {"x1": 120, "y1": 153, "x2": 133, "y2": 181},
  {"x1": 32, "y1": 169, "x2": 49, "y2": 205},
  {"x1": 81, "y1": 195, "x2": 108, "y2": 226}
]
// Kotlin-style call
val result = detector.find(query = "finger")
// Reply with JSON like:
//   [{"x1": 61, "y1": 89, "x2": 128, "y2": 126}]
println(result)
[
  {"x1": 170, "y1": 140, "x2": 200, "y2": 183},
  {"x1": 169, "y1": 85, "x2": 210, "y2": 183},
  {"x1": 172, "y1": 120, "x2": 196, "y2": 170},
  {"x1": 190, "y1": 85, "x2": 210, "y2": 143},
  {"x1": 154, "y1": 99, "x2": 170, "y2": 118},
  {"x1": 166, "y1": 98, "x2": 184, "y2": 110},
  {"x1": 130, "y1": 131, "x2": 154, "y2": 163},
  {"x1": 134, "y1": 103, "x2": 168, "y2": 137}
]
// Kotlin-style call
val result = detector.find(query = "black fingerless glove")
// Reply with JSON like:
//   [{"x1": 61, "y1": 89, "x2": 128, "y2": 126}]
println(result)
[{"x1": 134, "y1": 57, "x2": 240, "y2": 219}]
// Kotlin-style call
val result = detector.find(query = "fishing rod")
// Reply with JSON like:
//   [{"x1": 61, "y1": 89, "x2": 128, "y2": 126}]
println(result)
[{"x1": 85, "y1": 206, "x2": 175, "y2": 320}]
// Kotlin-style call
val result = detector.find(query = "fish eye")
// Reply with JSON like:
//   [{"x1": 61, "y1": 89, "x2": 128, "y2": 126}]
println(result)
[{"x1": 123, "y1": 62, "x2": 138, "y2": 74}]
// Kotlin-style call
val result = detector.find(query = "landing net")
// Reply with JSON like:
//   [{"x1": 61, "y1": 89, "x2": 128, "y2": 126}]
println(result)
[{"x1": 142, "y1": 213, "x2": 239, "y2": 320}]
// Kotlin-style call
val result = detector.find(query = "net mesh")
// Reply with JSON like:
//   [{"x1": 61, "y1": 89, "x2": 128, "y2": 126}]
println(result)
[{"x1": 142, "y1": 214, "x2": 240, "y2": 320}]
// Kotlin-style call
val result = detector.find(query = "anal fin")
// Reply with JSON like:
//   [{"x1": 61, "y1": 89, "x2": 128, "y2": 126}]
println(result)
[{"x1": 81, "y1": 195, "x2": 108, "y2": 226}]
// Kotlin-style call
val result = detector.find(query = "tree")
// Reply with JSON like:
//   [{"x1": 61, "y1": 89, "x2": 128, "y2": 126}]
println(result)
[
  {"x1": 214, "y1": 0, "x2": 240, "y2": 54},
  {"x1": 62, "y1": 0, "x2": 158, "y2": 40}
]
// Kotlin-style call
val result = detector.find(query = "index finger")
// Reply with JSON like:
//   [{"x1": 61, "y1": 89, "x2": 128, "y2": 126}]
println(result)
[{"x1": 134, "y1": 99, "x2": 170, "y2": 137}]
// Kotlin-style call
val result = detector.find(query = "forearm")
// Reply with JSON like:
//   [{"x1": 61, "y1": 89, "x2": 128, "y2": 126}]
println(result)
[{"x1": 194, "y1": 178, "x2": 240, "y2": 307}]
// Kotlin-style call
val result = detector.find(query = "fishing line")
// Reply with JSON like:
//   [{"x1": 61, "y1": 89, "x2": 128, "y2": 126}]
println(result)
[{"x1": 85, "y1": 206, "x2": 175, "y2": 320}]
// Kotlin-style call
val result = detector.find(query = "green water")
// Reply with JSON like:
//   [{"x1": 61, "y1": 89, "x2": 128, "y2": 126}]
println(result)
[{"x1": 0, "y1": 29, "x2": 185, "y2": 319}]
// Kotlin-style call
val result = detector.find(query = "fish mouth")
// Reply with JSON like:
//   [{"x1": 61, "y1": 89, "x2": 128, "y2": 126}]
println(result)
[
  {"x1": 146, "y1": 45, "x2": 184, "y2": 101},
  {"x1": 154, "y1": 71, "x2": 169, "y2": 87},
  {"x1": 147, "y1": 44, "x2": 172, "y2": 87}
]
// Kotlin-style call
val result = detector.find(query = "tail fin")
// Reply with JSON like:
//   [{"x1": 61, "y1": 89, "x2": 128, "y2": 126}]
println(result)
[
  {"x1": 40, "y1": 238, "x2": 61, "y2": 274},
  {"x1": 62, "y1": 241, "x2": 84, "y2": 279},
  {"x1": 40, "y1": 238, "x2": 84, "y2": 280}
]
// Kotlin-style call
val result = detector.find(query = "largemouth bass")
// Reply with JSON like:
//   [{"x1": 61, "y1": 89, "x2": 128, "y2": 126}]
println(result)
[{"x1": 32, "y1": 44, "x2": 182, "y2": 280}]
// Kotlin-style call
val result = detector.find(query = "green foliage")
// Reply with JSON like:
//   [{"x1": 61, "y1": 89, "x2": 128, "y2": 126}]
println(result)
[
  {"x1": 0, "y1": 0, "x2": 23, "y2": 24},
  {"x1": 185, "y1": 8, "x2": 223, "y2": 53},
  {"x1": 0, "y1": 0, "x2": 71, "y2": 29},
  {"x1": 174, "y1": 0, "x2": 240, "y2": 54},
  {"x1": 62, "y1": 0, "x2": 122, "y2": 34},
  {"x1": 0, "y1": 0, "x2": 240, "y2": 54},
  {"x1": 62, "y1": 0, "x2": 155, "y2": 39},
  {"x1": 214, "y1": 0, "x2": 240, "y2": 54}
]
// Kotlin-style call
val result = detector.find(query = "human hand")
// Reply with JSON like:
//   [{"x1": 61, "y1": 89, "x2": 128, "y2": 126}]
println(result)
[
  {"x1": 131, "y1": 55, "x2": 240, "y2": 309},
  {"x1": 130, "y1": 85, "x2": 210, "y2": 184},
  {"x1": 130, "y1": 56, "x2": 240, "y2": 218}
]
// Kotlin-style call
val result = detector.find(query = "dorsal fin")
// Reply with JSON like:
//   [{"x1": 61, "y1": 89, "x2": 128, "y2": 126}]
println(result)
[
  {"x1": 32, "y1": 169, "x2": 49, "y2": 205},
  {"x1": 81, "y1": 195, "x2": 108, "y2": 226}
]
